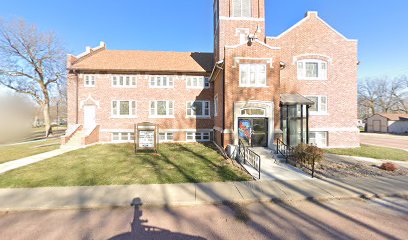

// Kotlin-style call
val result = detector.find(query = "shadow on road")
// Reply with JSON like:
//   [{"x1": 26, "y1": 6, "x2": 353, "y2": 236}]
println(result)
[{"x1": 109, "y1": 198, "x2": 206, "y2": 240}]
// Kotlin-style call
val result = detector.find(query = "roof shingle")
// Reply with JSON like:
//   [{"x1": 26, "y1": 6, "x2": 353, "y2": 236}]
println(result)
[{"x1": 69, "y1": 49, "x2": 214, "y2": 73}]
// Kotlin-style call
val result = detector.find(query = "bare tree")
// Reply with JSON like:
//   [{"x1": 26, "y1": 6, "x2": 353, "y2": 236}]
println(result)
[
  {"x1": 358, "y1": 75, "x2": 408, "y2": 119},
  {"x1": 0, "y1": 19, "x2": 66, "y2": 137}
]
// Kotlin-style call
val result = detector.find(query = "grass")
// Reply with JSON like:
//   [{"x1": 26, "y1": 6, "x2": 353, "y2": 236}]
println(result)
[
  {"x1": 324, "y1": 144, "x2": 408, "y2": 161},
  {"x1": 0, "y1": 143, "x2": 251, "y2": 188},
  {"x1": 0, "y1": 138, "x2": 61, "y2": 164}
]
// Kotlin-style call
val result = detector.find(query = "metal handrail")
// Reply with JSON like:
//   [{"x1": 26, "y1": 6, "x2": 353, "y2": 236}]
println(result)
[
  {"x1": 239, "y1": 139, "x2": 261, "y2": 179},
  {"x1": 276, "y1": 139, "x2": 316, "y2": 178}
]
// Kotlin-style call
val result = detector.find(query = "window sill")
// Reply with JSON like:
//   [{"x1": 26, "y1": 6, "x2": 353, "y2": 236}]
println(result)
[
  {"x1": 112, "y1": 86, "x2": 137, "y2": 88},
  {"x1": 148, "y1": 116, "x2": 175, "y2": 119},
  {"x1": 238, "y1": 85, "x2": 268, "y2": 88},
  {"x1": 149, "y1": 86, "x2": 174, "y2": 89},
  {"x1": 110, "y1": 116, "x2": 137, "y2": 119},
  {"x1": 186, "y1": 116, "x2": 212, "y2": 119}
]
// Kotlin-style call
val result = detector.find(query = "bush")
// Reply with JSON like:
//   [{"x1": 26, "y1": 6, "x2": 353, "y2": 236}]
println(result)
[
  {"x1": 293, "y1": 143, "x2": 324, "y2": 165},
  {"x1": 379, "y1": 162, "x2": 398, "y2": 171}
]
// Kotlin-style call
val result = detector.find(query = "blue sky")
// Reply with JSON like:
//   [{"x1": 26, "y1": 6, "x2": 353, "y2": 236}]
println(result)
[{"x1": 0, "y1": 0, "x2": 407, "y2": 79}]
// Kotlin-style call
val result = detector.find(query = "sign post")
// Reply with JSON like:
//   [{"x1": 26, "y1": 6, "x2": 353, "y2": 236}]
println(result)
[{"x1": 135, "y1": 122, "x2": 158, "y2": 154}]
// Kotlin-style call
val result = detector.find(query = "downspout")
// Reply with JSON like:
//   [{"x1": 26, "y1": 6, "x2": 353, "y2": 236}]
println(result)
[
  {"x1": 75, "y1": 71, "x2": 79, "y2": 124},
  {"x1": 222, "y1": 62, "x2": 225, "y2": 148}
]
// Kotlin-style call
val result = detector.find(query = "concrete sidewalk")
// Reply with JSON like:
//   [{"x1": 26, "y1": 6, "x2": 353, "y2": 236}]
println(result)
[
  {"x1": 0, "y1": 146, "x2": 81, "y2": 174},
  {"x1": 1, "y1": 175, "x2": 408, "y2": 211}
]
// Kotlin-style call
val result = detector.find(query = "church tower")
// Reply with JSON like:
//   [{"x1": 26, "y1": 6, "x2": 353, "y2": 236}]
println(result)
[{"x1": 214, "y1": 0, "x2": 266, "y2": 62}]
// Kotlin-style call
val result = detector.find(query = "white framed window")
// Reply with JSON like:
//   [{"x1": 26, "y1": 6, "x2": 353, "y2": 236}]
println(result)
[
  {"x1": 84, "y1": 75, "x2": 96, "y2": 87},
  {"x1": 149, "y1": 100, "x2": 174, "y2": 118},
  {"x1": 112, "y1": 132, "x2": 135, "y2": 142},
  {"x1": 186, "y1": 76, "x2": 210, "y2": 89},
  {"x1": 232, "y1": 0, "x2": 252, "y2": 18},
  {"x1": 186, "y1": 101, "x2": 210, "y2": 118},
  {"x1": 297, "y1": 60, "x2": 328, "y2": 80},
  {"x1": 309, "y1": 132, "x2": 328, "y2": 147},
  {"x1": 186, "y1": 131, "x2": 211, "y2": 142},
  {"x1": 112, "y1": 75, "x2": 137, "y2": 87},
  {"x1": 239, "y1": 64, "x2": 267, "y2": 87},
  {"x1": 306, "y1": 96, "x2": 328, "y2": 114},
  {"x1": 159, "y1": 132, "x2": 174, "y2": 142},
  {"x1": 214, "y1": 95, "x2": 219, "y2": 117},
  {"x1": 112, "y1": 100, "x2": 136, "y2": 118},
  {"x1": 149, "y1": 76, "x2": 174, "y2": 88}
]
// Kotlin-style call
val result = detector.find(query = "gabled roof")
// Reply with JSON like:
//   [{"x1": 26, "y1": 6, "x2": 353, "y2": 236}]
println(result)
[
  {"x1": 267, "y1": 11, "x2": 357, "y2": 42},
  {"x1": 69, "y1": 43, "x2": 214, "y2": 73},
  {"x1": 377, "y1": 113, "x2": 408, "y2": 121}
]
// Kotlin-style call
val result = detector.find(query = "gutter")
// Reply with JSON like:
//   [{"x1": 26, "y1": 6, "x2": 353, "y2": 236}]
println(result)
[{"x1": 209, "y1": 60, "x2": 224, "y2": 82}]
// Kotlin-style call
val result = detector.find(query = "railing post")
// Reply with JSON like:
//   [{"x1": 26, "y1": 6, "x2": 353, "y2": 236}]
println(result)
[
  {"x1": 312, "y1": 157, "x2": 315, "y2": 178},
  {"x1": 258, "y1": 156, "x2": 261, "y2": 180}
]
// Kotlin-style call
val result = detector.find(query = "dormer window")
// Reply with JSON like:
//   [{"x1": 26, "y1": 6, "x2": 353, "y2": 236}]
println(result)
[
  {"x1": 233, "y1": 0, "x2": 252, "y2": 18},
  {"x1": 297, "y1": 59, "x2": 328, "y2": 80}
]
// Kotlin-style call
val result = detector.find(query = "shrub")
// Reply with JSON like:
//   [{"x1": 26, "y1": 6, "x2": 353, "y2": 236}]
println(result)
[
  {"x1": 379, "y1": 162, "x2": 398, "y2": 171},
  {"x1": 293, "y1": 143, "x2": 324, "y2": 165}
]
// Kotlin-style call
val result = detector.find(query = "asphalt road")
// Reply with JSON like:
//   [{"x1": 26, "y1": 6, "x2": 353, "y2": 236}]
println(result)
[
  {"x1": 360, "y1": 133, "x2": 408, "y2": 150},
  {"x1": 1, "y1": 197, "x2": 407, "y2": 240}
]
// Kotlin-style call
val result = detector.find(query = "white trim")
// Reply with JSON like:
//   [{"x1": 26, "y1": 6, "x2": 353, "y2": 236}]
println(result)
[
  {"x1": 149, "y1": 75, "x2": 175, "y2": 89},
  {"x1": 214, "y1": 94, "x2": 219, "y2": 117},
  {"x1": 80, "y1": 94, "x2": 100, "y2": 109},
  {"x1": 76, "y1": 41, "x2": 106, "y2": 59},
  {"x1": 186, "y1": 131, "x2": 212, "y2": 142},
  {"x1": 111, "y1": 100, "x2": 137, "y2": 118},
  {"x1": 239, "y1": 63, "x2": 267, "y2": 87},
  {"x1": 101, "y1": 128, "x2": 214, "y2": 133},
  {"x1": 185, "y1": 76, "x2": 210, "y2": 89},
  {"x1": 266, "y1": 11, "x2": 357, "y2": 42},
  {"x1": 111, "y1": 75, "x2": 137, "y2": 88},
  {"x1": 297, "y1": 59, "x2": 328, "y2": 80},
  {"x1": 310, "y1": 127, "x2": 360, "y2": 132},
  {"x1": 233, "y1": 57, "x2": 273, "y2": 68},
  {"x1": 293, "y1": 54, "x2": 333, "y2": 64},
  {"x1": 186, "y1": 101, "x2": 211, "y2": 118},
  {"x1": 83, "y1": 74, "x2": 96, "y2": 87},
  {"x1": 305, "y1": 95, "x2": 328, "y2": 114},
  {"x1": 149, "y1": 100, "x2": 175, "y2": 118},
  {"x1": 219, "y1": 16, "x2": 265, "y2": 22}
]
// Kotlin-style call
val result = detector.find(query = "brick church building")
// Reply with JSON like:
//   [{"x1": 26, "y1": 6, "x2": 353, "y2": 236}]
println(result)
[{"x1": 64, "y1": 0, "x2": 359, "y2": 149}]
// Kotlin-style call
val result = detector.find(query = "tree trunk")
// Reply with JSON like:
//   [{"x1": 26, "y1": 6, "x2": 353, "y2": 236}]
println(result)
[{"x1": 43, "y1": 103, "x2": 53, "y2": 137}]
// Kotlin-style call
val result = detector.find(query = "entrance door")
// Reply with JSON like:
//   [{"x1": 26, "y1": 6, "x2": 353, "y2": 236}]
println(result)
[
  {"x1": 238, "y1": 118, "x2": 268, "y2": 147},
  {"x1": 84, "y1": 105, "x2": 96, "y2": 130}
]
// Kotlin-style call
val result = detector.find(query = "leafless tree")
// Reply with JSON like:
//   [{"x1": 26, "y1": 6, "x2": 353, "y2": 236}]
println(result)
[
  {"x1": 358, "y1": 75, "x2": 408, "y2": 119},
  {"x1": 0, "y1": 19, "x2": 66, "y2": 137}
]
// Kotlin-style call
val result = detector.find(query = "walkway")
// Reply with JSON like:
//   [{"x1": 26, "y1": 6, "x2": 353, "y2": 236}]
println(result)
[
  {"x1": 1, "y1": 175, "x2": 407, "y2": 211},
  {"x1": 0, "y1": 146, "x2": 81, "y2": 174},
  {"x1": 241, "y1": 147, "x2": 310, "y2": 181}
]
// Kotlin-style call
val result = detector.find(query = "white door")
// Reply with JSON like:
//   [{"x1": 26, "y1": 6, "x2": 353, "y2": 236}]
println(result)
[{"x1": 84, "y1": 105, "x2": 96, "y2": 129}]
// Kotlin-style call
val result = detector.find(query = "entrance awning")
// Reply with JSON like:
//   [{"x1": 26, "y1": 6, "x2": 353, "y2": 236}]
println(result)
[{"x1": 280, "y1": 93, "x2": 314, "y2": 106}]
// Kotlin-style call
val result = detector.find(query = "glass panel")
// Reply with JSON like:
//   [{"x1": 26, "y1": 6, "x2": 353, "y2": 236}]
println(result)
[
  {"x1": 126, "y1": 76, "x2": 130, "y2": 86},
  {"x1": 308, "y1": 96, "x2": 319, "y2": 112},
  {"x1": 157, "y1": 101, "x2": 167, "y2": 115},
  {"x1": 112, "y1": 101, "x2": 117, "y2": 115},
  {"x1": 150, "y1": 102, "x2": 155, "y2": 115},
  {"x1": 121, "y1": 133, "x2": 128, "y2": 141},
  {"x1": 120, "y1": 101, "x2": 130, "y2": 115},
  {"x1": 113, "y1": 76, "x2": 117, "y2": 86},
  {"x1": 119, "y1": 76, "x2": 124, "y2": 85},
  {"x1": 306, "y1": 62, "x2": 319, "y2": 78},
  {"x1": 167, "y1": 133, "x2": 174, "y2": 141},
  {"x1": 113, "y1": 133, "x2": 119, "y2": 141},
  {"x1": 159, "y1": 133, "x2": 165, "y2": 141},
  {"x1": 194, "y1": 102, "x2": 203, "y2": 116},
  {"x1": 321, "y1": 97, "x2": 327, "y2": 112}
]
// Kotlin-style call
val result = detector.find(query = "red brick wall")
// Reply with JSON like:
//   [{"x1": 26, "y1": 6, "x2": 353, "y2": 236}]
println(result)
[
  {"x1": 266, "y1": 12, "x2": 359, "y2": 147},
  {"x1": 67, "y1": 72, "x2": 213, "y2": 142}
]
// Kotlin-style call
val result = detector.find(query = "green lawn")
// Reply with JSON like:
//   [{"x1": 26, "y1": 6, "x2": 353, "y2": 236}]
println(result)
[
  {"x1": 0, "y1": 138, "x2": 61, "y2": 164},
  {"x1": 0, "y1": 143, "x2": 251, "y2": 188},
  {"x1": 324, "y1": 144, "x2": 408, "y2": 161}
]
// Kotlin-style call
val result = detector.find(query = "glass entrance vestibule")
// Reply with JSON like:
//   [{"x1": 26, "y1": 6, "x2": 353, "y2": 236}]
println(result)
[{"x1": 280, "y1": 94, "x2": 314, "y2": 147}]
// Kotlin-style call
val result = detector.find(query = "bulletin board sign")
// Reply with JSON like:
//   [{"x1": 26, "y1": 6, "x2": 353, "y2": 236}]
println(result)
[{"x1": 135, "y1": 122, "x2": 159, "y2": 153}]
